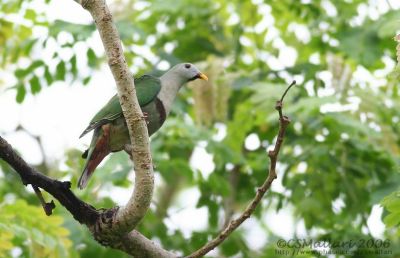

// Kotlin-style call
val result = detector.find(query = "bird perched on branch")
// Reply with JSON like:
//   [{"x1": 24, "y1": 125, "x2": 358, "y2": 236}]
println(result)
[{"x1": 78, "y1": 63, "x2": 208, "y2": 189}]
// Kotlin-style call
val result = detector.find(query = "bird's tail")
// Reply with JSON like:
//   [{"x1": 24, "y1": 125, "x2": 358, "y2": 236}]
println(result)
[
  {"x1": 78, "y1": 125, "x2": 110, "y2": 189},
  {"x1": 77, "y1": 166, "x2": 92, "y2": 190},
  {"x1": 77, "y1": 162, "x2": 94, "y2": 189}
]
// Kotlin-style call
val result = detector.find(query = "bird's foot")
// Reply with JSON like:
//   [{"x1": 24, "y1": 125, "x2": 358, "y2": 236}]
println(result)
[
  {"x1": 124, "y1": 144, "x2": 133, "y2": 159},
  {"x1": 143, "y1": 112, "x2": 149, "y2": 124}
]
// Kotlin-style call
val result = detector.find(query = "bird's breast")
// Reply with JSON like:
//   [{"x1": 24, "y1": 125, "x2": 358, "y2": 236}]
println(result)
[{"x1": 142, "y1": 98, "x2": 166, "y2": 136}]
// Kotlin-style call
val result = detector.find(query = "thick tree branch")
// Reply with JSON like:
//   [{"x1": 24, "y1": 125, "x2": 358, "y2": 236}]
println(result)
[
  {"x1": 0, "y1": 136, "x2": 99, "y2": 224},
  {"x1": 186, "y1": 81, "x2": 296, "y2": 258},
  {"x1": 118, "y1": 230, "x2": 177, "y2": 258},
  {"x1": 0, "y1": 135, "x2": 177, "y2": 257},
  {"x1": 78, "y1": 0, "x2": 154, "y2": 236}
]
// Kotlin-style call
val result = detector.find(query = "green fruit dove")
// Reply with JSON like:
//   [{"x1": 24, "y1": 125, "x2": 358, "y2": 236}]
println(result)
[{"x1": 78, "y1": 63, "x2": 208, "y2": 189}]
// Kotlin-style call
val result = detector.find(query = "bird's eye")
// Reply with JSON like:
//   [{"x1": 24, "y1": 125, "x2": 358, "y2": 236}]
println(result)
[{"x1": 185, "y1": 64, "x2": 191, "y2": 69}]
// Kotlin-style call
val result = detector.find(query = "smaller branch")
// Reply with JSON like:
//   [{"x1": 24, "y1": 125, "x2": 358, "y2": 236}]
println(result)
[
  {"x1": 16, "y1": 124, "x2": 49, "y2": 172},
  {"x1": 32, "y1": 185, "x2": 55, "y2": 216},
  {"x1": 280, "y1": 80, "x2": 296, "y2": 104},
  {"x1": 186, "y1": 81, "x2": 296, "y2": 258},
  {"x1": 14, "y1": 125, "x2": 55, "y2": 214},
  {"x1": 277, "y1": 80, "x2": 296, "y2": 119}
]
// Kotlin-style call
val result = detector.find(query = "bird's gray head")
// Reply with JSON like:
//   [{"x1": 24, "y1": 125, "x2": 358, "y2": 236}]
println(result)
[{"x1": 171, "y1": 63, "x2": 208, "y2": 82}]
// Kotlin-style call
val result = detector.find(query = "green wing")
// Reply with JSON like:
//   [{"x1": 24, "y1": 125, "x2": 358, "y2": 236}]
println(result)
[{"x1": 79, "y1": 75, "x2": 161, "y2": 138}]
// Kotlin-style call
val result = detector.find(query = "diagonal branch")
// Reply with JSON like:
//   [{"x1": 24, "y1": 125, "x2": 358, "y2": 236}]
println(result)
[
  {"x1": 0, "y1": 135, "x2": 177, "y2": 257},
  {"x1": 0, "y1": 136, "x2": 99, "y2": 225},
  {"x1": 186, "y1": 80, "x2": 296, "y2": 258},
  {"x1": 77, "y1": 0, "x2": 154, "y2": 237}
]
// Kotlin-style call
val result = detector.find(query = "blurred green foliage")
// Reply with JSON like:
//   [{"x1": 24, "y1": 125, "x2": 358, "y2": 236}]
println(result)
[
  {"x1": 0, "y1": 200, "x2": 77, "y2": 258},
  {"x1": 1, "y1": 0, "x2": 400, "y2": 257}
]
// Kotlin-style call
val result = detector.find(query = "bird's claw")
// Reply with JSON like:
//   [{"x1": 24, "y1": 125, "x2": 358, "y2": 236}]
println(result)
[{"x1": 143, "y1": 112, "x2": 149, "y2": 124}]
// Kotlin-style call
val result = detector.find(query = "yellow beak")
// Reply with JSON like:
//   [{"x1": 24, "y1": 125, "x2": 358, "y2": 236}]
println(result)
[{"x1": 198, "y1": 73, "x2": 208, "y2": 81}]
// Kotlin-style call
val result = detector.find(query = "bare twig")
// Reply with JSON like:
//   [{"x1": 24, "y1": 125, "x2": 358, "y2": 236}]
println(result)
[
  {"x1": 32, "y1": 185, "x2": 55, "y2": 216},
  {"x1": 14, "y1": 125, "x2": 55, "y2": 214},
  {"x1": 280, "y1": 80, "x2": 296, "y2": 104},
  {"x1": 277, "y1": 80, "x2": 296, "y2": 120},
  {"x1": 186, "y1": 80, "x2": 296, "y2": 258}
]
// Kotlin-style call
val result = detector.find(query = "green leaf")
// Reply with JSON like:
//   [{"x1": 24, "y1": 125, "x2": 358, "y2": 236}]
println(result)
[
  {"x1": 382, "y1": 192, "x2": 400, "y2": 213},
  {"x1": 44, "y1": 66, "x2": 53, "y2": 85},
  {"x1": 83, "y1": 76, "x2": 91, "y2": 85},
  {"x1": 0, "y1": 200, "x2": 74, "y2": 258},
  {"x1": 24, "y1": 9, "x2": 37, "y2": 21},
  {"x1": 70, "y1": 55, "x2": 77, "y2": 76},
  {"x1": 87, "y1": 48, "x2": 97, "y2": 67},
  {"x1": 27, "y1": 60, "x2": 44, "y2": 72},
  {"x1": 22, "y1": 39, "x2": 37, "y2": 55},
  {"x1": 375, "y1": 10, "x2": 400, "y2": 38},
  {"x1": 14, "y1": 69, "x2": 29, "y2": 79},
  {"x1": 29, "y1": 76, "x2": 41, "y2": 94},
  {"x1": 383, "y1": 212, "x2": 400, "y2": 228},
  {"x1": 16, "y1": 84, "x2": 26, "y2": 103},
  {"x1": 55, "y1": 61, "x2": 66, "y2": 81}
]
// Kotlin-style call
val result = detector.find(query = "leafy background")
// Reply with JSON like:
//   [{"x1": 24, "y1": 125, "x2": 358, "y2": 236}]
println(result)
[{"x1": 1, "y1": 0, "x2": 400, "y2": 257}]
